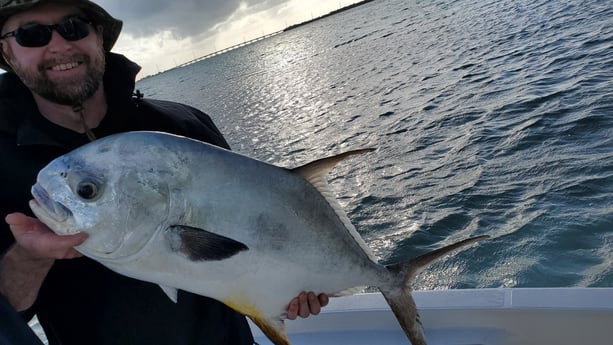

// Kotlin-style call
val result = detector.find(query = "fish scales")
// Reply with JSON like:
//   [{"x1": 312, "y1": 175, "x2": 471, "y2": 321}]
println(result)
[{"x1": 30, "y1": 131, "x2": 488, "y2": 345}]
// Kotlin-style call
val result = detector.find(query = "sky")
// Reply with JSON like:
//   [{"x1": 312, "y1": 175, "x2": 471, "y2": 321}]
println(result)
[{"x1": 96, "y1": 0, "x2": 364, "y2": 78}]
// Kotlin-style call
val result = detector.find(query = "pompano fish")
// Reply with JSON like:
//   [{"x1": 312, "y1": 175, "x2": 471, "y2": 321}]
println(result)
[{"x1": 30, "y1": 131, "x2": 487, "y2": 345}]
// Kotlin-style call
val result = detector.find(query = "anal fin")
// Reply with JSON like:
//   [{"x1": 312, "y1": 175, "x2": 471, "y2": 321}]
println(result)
[{"x1": 249, "y1": 316, "x2": 290, "y2": 345}]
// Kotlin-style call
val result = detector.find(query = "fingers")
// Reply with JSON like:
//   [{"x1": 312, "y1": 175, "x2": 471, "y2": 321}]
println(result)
[
  {"x1": 305, "y1": 292, "x2": 321, "y2": 316},
  {"x1": 5, "y1": 213, "x2": 88, "y2": 260},
  {"x1": 318, "y1": 293, "x2": 330, "y2": 308},
  {"x1": 286, "y1": 296, "x2": 300, "y2": 320},
  {"x1": 286, "y1": 291, "x2": 330, "y2": 320},
  {"x1": 5, "y1": 212, "x2": 48, "y2": 232},
  {"x1": 298, "y1": 292, "x2": 311, "y2": 318},
  {"x1": 285, "y1": 292, "x2": 308, "y2": 320}
]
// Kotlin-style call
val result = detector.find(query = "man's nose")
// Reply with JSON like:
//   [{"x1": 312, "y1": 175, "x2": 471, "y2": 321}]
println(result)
[{"x1": 46, "y1": 30, "x2": 73, "y2": 51}]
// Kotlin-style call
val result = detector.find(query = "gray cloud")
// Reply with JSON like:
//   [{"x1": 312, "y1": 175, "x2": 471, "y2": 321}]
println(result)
[{"x1": 100, "y1": 0, "x2": 288, "y2": 39}]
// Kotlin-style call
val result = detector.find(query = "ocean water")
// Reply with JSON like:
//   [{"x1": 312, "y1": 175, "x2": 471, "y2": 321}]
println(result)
[{"x1": 136, "y1": 0, "x2": 612, "y2": 289}]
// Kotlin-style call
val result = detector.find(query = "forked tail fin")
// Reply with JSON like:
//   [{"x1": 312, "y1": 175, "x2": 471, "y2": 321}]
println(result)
[{"x1": 379, "y1": 235, "x2": 489, "y2": 345}]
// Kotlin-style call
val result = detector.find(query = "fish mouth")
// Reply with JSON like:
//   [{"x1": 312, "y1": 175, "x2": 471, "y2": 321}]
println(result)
[{"x1": 30, "y1": 184, "x2": 73, "y2": 225}]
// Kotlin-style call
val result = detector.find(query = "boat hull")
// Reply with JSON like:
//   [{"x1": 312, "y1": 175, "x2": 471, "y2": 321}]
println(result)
[{"x1": 250, "y1": 288, "x2": 613, "y2": 345}]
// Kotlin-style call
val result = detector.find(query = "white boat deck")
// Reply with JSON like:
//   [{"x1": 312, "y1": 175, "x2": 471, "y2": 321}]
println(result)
[{"x1": 249, "y1": 288, "x2": 613, "y2": 345}]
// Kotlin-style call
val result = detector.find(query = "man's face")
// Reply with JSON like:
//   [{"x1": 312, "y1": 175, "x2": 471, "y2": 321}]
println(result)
[{"x1": 0, "y1": 3, "x2": 106, "y2": 105}]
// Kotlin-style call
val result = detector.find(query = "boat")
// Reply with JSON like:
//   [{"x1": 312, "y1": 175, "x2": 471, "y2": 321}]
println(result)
[{"x1": 249, "y1": 288, "x2": 613, "y2": 345}]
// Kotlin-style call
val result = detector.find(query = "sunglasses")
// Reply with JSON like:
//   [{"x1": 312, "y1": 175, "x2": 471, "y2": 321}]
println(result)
[{"x1": 0, "y1": 17, "x2": 92, "y2": 48}]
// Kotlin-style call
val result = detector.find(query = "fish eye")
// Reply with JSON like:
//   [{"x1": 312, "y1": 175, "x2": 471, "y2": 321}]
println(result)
[{"x1": 77, "y1": 179, "x2": 100, "y2": 201}]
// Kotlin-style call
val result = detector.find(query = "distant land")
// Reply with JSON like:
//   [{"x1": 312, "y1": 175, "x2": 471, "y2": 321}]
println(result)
[
  {"x1": 139, "y1": 0, "x2": 377, "y2": 79},
  {"x1": 284, "y1": 0, "x2": 377, "y2": 31}
]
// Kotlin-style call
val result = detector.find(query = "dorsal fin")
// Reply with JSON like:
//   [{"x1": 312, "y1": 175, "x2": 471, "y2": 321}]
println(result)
[
  {"x1": 291, "y1": 149, "x2": 375, "y2": 183},
  {"x1": 290, "y1": 148, "x2": 378, "y2": 262}
]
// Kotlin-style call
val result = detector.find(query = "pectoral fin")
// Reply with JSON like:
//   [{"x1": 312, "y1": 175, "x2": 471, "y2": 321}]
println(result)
[{"x1": 165, "y1": 225, "x2": 249, "y2": 261}]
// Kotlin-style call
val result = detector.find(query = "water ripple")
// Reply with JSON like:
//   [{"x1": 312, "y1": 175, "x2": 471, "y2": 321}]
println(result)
[{"x1": 138, "y1": 0, "x2": 613, "y2": 288}]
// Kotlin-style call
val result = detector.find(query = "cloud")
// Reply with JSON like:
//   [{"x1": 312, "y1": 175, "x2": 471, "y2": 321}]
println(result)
[
  {"x1": 94, "y1": 0, "x2": 353, "y2": 77},
  {"x1": 98, "y1": 0, "x2": 288, "y2": 40}
]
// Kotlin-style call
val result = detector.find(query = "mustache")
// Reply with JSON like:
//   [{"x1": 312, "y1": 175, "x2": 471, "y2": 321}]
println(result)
[{"x1": 38, "y1": 54, "x2": 90, "y2": 72}]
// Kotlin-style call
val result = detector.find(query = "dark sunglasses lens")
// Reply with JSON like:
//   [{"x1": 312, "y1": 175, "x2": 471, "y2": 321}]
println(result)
[
  {"x1": 57, "y1": 18, "x2": 90, "y2": 41},
  {"x1": 15, "y1": 24, "x2": 51, "y2": 47},
  {"x1": 15, "y1": 18, "x2": 90, "y2": 47}
]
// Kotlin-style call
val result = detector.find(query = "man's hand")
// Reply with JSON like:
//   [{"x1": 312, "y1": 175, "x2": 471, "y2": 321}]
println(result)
[
  {"x1": 286, "y1": 291, "x2": 330, "y2": 320},
  {"x1": 0, "y1": 213, "x2": 88, "y2": 311},
  {"x1": 5, "y1": 213, "x2": 87, "y2": 260}
]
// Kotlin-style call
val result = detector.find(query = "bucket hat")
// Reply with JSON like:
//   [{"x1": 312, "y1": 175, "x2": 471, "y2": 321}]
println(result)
[{"x1": 0, "y1": 0, "x2": 122, "y2": 71}]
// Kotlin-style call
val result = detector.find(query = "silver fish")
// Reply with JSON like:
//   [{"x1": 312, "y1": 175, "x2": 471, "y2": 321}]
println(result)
[{"x1": 30, "y1": 131, "x2": 487, "y2": 345}]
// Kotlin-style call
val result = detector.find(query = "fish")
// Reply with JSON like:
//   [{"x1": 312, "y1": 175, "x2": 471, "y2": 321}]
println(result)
[{"x1": 29, "y1": 131, "x2": 488, "y2": 345}]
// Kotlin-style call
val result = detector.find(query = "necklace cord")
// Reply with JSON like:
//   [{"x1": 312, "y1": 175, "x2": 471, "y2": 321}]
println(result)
[{"x1": 73, "y1": 104, "x2": 97, "y2": 141}]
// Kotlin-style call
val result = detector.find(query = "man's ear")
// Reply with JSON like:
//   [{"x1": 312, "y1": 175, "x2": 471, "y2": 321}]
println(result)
[
  {"x1": 96, "y1": 25, "x2": 105, "y2": 44},
  {"x1": 0, "y1": 42, "x2": 14, "y2": 69}
]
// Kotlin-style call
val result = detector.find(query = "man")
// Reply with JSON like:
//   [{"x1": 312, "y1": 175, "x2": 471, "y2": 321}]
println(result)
[{"x1": 0, "y1": 1, "x2": 327, "y2": 344}]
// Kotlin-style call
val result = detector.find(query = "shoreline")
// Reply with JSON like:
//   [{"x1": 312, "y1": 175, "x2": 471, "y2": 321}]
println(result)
[{"x1": 283, "y1": 0, "x2": 377, "y2": 32}]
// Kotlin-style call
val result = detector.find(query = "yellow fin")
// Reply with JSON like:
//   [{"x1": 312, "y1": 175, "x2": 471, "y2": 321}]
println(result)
[
  {"x1": 223, "y1": 297, "x2": 290, "y2": 345},
  {"x1": 249, "y1": 315, "x2": 290, "y2": 345}
]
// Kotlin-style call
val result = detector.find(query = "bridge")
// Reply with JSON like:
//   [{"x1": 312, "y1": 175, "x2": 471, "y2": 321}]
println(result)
[{"x1": 175, "y1": 31, "x2": 283, "y2": 69}]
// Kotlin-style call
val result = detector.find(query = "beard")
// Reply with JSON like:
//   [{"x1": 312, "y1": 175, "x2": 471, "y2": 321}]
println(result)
[{"x1": 13, "y1": 47, "x2": 106, "y2": 106}]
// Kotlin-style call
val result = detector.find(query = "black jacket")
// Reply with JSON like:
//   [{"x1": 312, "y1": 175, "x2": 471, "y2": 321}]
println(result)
[{"x1": 0, "y1": 53, "x2": 254, "y2": 345}]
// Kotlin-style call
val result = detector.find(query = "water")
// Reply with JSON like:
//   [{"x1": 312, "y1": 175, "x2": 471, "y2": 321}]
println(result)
[{"x1": 136, "y1": 0, "x2": 613, "y2": 289}]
